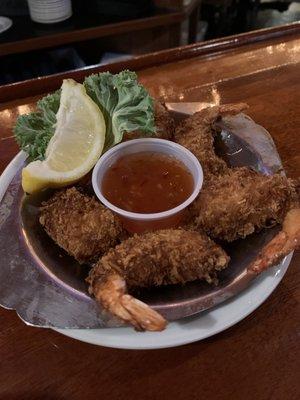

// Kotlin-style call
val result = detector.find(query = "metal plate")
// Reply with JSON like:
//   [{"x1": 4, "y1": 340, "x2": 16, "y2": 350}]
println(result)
[{"x1": 0, "y1": 107, "x2": 284, "y2": 328}]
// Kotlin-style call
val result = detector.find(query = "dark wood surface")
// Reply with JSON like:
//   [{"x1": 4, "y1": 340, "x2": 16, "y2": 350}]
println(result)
[
  {"x1": 0, "y1": 1, "x2": 202, "y2": 58},
  {"x1": 0, "y1": 10, "x2": 182, "y2": 57},
  {"x1": 1, "y1": 22, "x2": 299, "y2": 103},
  {"x1": 0, "y1": 25, "x2": 299, "y2": 400}
]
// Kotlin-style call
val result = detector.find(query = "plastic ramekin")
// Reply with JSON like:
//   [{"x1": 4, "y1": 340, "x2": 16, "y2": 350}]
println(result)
[{"x1": 92, "y1": 138, "x2": 203, "y2": 233}]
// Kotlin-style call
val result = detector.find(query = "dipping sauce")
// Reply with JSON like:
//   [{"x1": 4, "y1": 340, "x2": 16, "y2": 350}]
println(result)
[{"x1": 101, "y1": 152, "x2": 194, "y2": 214}]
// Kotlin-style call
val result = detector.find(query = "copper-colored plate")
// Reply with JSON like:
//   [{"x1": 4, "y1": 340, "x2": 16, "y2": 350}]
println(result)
[{"x1": 0, "y1": 107, "x2": 284, "y2": 328}]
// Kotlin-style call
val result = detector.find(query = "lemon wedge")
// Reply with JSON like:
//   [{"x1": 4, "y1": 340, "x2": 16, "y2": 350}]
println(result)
[{"x1": 22, "y1": 79, "x2": 106, "y2": 194}]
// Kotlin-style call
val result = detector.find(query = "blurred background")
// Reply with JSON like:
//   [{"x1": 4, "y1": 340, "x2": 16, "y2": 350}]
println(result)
[{"x1": 0, "y1": 0, "x2": 299, "y2": 85}]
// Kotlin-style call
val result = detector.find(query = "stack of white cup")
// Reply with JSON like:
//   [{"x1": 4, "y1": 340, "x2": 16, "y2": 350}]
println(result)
[{"x1": 27, "y1": 0, "x2": 72, "y2": 24}]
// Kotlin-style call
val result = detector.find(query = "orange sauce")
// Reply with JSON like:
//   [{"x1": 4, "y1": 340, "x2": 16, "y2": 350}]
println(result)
[{"x1": 101, "y1": 152, "x2": 194, "y2": 214}]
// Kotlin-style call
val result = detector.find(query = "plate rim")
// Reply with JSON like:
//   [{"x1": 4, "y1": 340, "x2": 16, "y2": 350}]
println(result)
[
  {"x1": 54, "y1": 252, "x2": 291, "y2": 350},
  {"x1": 0, "y1": 151, "x2": 291, "y2": 349}
]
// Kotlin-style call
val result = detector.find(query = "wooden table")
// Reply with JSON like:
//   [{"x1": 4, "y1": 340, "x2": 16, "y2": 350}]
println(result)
[{"x1": 0, "y1": 23, "x2": 299, "y2": 400}]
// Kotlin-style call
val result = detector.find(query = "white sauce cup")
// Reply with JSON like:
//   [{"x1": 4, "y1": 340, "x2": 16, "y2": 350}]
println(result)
[{"x1": 92, "y1": 138, "x2": 203, "y2": 233}]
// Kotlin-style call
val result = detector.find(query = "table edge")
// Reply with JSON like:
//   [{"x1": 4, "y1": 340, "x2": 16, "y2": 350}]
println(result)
[{"x1": 0, "y1": 22, "x2": 299, "y2": 104}]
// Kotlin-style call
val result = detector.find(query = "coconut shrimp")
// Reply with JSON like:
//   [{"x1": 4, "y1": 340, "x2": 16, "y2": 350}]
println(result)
[
  {"x1": 88, "y1": 229, "x2": 230, "y2": 331},
  {"x1": 40, "y1": 187, "x2": 124, "y2": 264},
  {"x1": 188, "y1": 167, "x2": 299, "y2": 242},
  {"x1": 174, "y1": 103, "x2": 248, "y2": 179}
]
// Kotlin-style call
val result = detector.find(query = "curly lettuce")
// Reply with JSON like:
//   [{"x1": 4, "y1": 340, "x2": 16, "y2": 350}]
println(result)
[
  {"x1": 14, "y1": 70, "x2": 155, "y2": 160},
  {"x1": 14, "y1": 90, "x2": 60, "y2": 161},
  {"x1": 84, "y1": 70, "x2": 155, "y2": 150}
]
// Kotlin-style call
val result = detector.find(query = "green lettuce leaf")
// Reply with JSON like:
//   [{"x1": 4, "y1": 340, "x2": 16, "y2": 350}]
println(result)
[
  {"x1": 84, "y1": 70, "x2": 155, "y2": 150},
  {"x1": 14, "y1": 70, "x2": 155, "y2": 160},
  {"x1": 14, "y1": 90, "x2": 60, "y2": 161}
]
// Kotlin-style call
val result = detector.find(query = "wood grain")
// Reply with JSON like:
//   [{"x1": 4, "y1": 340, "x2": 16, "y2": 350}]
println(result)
[
  {"x1": 0, "y1": 25, "x2": 299, "y2": 400},
  {"x1": 1, "y1": 22, "x2": 299, "y2": 103}
]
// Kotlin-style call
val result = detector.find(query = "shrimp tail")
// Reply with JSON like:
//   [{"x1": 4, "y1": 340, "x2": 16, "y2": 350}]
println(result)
[
  {"x1": 219, "y1": 103, "x2": 249, "y2": 115},
  {"x1": 93, "y1": 274, "x2": 167, "y2": 332},
  {"x1": 249, "y1": 208, "x2": 300, "y2": 274}
]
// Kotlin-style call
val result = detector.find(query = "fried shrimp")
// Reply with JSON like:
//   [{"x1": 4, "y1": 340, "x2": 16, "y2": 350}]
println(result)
[
  {"x1": 174, "y1": 103, "x2": 248, "y2": 179},
  {"x1": 153, "y1": 100, "x2": 175, "y2": 140},
  {"x1": 39, "y1": 187, "x2": 124, "y2": 264},
  {"x1": 88, "y1": 229, "x2": 230, "y2": 331},
  {"x1": 189, "y1": 167, "x2": 299, "y2": 242}
]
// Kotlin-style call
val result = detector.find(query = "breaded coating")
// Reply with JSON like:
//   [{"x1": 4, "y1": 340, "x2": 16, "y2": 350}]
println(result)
[
  {"x1": 189, "y1": 167, "x2": 299, "y2": 242},
  {"x1": 87, "y1": 229, "x2": 229, "y2": 331},
  {"x1": 153, "y1": 100, "x2": 175, "y2": 140},
  {"x1": 88, "y1": 229, "x2": 230, "y2": 290},
  {"x1": 39, "y1": 187, "x2": 123, "y2": 264},
  {"x1": 174, "y1": 103, "x2": 248, "y2": 179}
]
